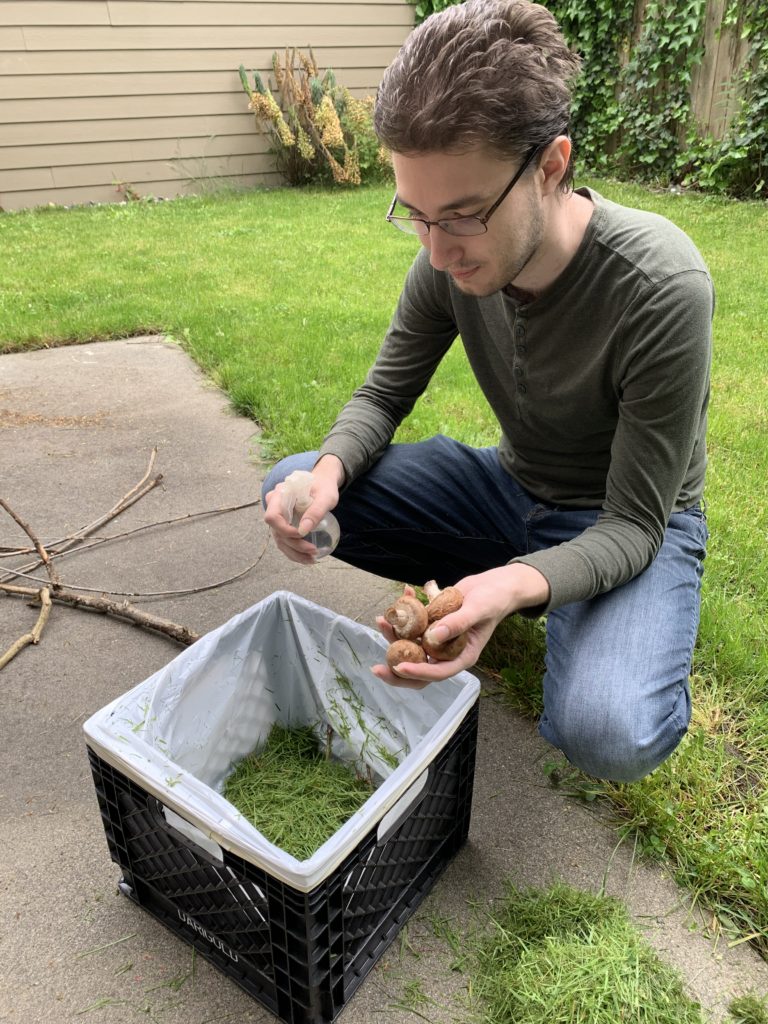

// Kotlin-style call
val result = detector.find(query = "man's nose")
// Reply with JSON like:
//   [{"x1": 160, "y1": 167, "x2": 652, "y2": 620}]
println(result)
[{"x1": 423, "y1": 226, "x2": 463, "y2": 271}]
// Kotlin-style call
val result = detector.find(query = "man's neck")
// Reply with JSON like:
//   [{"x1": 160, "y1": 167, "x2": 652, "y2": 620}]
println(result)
[{"x1": 511, "y1": 190, "x2": 594, "y2": 297}]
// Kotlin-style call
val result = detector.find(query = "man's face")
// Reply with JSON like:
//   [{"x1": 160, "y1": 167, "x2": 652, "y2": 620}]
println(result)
[{"x1": 390, "y1": 148, "x2": 545, "y2": 297}]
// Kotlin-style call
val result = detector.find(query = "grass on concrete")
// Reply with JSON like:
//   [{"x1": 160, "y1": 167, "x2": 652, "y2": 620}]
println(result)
[
  {"x1": 467, "y1": 882, "x2": 708, "y2": 1024},
  {"x1": 417, "y1": 881, "x2": 764, "y2": 1024},
  {"x1": 1, "y1": 180, "x2": 766, "y2": 959}
]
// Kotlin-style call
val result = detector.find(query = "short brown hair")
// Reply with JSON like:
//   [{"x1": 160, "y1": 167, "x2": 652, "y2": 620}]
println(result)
[{"x1": 374, "y1": 0, "x2": 581, "y2": 189}]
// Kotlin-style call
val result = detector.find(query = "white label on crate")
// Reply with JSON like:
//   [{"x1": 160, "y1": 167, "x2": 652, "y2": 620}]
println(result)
[{"x1": 177, "y1": 909, "x2": 239, "y2": 962}]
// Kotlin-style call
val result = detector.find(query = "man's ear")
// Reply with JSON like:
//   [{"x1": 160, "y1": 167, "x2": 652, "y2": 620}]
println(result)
[{"x1": 538, "y1": 136, "x2": 571, "y2": 195}]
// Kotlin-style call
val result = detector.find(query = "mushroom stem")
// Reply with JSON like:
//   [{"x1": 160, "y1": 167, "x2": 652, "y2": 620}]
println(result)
[{"x1": 384, "y1": 594, "x2": 429, "y2": 640}]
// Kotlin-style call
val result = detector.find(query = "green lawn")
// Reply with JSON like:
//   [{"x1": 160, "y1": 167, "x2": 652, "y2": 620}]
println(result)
[{"x1": 1, "y1": 180, "x2": 766, "y2": 959}]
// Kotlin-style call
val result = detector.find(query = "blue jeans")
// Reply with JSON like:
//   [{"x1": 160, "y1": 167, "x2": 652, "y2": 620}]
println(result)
[{"x1": 262, "y1": 436, "x2": 708, "y2": 782}]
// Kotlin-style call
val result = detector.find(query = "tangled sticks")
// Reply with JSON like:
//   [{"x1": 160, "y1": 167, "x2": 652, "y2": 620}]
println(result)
[{"x1": 384, "y1": 581, "x2": 468, "y2": 676}]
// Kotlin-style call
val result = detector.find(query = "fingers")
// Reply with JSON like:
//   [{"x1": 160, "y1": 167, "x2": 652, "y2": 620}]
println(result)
[
  {"x1": 371, "y1": 664, "x2": 433, "y2": 690},
  {"x1": 264, "y1": 486, "x2": 321, "y2": 563},
  {"x1": 375, "y1": 615, "x2": 398, "y2": 644},
  {"x1": 371, "y1": 635, "x2": 479, "y2": 688}
]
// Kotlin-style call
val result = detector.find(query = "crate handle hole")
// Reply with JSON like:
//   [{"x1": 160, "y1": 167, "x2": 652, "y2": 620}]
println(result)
[
  {"x1": 376, "y1": 768, "x2": 430, "y2": 846},
  {"x1": 160, "y1": 804, "x2": 224, "y2": 862}
]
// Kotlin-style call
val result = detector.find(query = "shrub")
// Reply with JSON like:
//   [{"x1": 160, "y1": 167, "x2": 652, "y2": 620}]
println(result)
[{"x1": 238, "y1": 49, "x2": 392, "y2": 187}]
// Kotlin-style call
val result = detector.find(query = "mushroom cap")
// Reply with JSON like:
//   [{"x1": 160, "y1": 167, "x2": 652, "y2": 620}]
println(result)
[
  {"x1": 385, "y1": 639, "x2": 427, "y2": 676},
  {"x1": 424, "y1": 584, "x2": 464, "y2": 623},
  {"x1": 421, "y1": 630, "x2": 469, "y2": 662},
  {"x1": 384, "y1": 595, "x2": 429, "y2": 640}
]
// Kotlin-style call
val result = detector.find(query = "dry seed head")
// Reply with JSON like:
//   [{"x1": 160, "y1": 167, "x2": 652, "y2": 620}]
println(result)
[
  {"x1": 315, "y1": 95, "x2": 345, "y2": 148},
  {"x1": 296, "y1": 125, "x2": 315, "y2": 161}
]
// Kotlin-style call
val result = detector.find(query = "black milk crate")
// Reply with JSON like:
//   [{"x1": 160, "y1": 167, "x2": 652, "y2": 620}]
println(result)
[{"x1": 87, "y1": 700, "x2": 478, "y2": 1024}]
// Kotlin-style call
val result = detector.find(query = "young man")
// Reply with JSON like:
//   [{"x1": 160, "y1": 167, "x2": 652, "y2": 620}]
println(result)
[{"x1": 263, "y1": 0, "x2": 712, "y2": 782}]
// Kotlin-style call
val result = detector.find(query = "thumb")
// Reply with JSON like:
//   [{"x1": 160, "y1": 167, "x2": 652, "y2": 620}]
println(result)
[
  {"x1": 296, "y1": 499, "x2": 331, "y2": 537},
  {"x1": 424, "y1": 611, "x2": 467, "y2": 645}
]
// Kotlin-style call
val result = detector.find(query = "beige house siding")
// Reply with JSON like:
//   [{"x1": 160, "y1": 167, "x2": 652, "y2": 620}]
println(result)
[{"x1": 0, "y1": 0, "x2": 414, "y2": 211}]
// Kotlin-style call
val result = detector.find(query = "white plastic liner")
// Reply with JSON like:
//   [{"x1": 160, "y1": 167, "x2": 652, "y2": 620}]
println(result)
[{"x1": 83, "y1": 590, "x2": 480, "y2": 891}]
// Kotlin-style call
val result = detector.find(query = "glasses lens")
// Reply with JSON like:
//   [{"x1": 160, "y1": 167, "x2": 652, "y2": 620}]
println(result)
[
  {"x1": 441, "y1": 217, "x2": 487, "y2": 237},
  {"x1": 388, "y1": 216, "x2": 428, "y2": 236}
]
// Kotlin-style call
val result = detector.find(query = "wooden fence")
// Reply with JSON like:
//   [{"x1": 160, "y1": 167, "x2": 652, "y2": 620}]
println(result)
[{"x1": 689, "y1": 0, "x2": 750, "y2": 140}]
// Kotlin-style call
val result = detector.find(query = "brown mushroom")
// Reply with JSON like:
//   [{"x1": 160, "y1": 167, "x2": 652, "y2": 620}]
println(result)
[
  {"x1": 421, "y1": 631, "x2": 469, "y2": 662},
  {"x1": 422, "y1": 580, "x2": 468, "y2": 661},
  {"x1": 386, "y1": 639, "x2": 427, "y2": 676},
  {"x1": 423, "y1": 580, "x2": 464, "y2": 622},
  {"x1": 384, "y1": 594, "x2": 429, "y2": 640}
]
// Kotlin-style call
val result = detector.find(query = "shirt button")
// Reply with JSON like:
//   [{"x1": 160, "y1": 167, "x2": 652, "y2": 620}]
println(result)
[
  {"x1": 518, "y1": 383, "x2": 528, "y2": 394},
  {"x1": 515, "y1": 324, "x2": 525, "y2": 338},
  {"x1": 514, "y1": 367, "x2": 524, "y2": 378},
  {"x1": 516, "y1": 343, "x2": 527, "y2": 354}
]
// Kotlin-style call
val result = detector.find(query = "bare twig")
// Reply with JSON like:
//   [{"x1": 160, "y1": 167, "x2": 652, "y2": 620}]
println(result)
[
  {"x1": 0, "y1": 587, "x2": 52, "y2": 670},
  {"x1": 1, "y1": 584, "x2": 199, "y2": 647},
  {"x1": 68, "y1": 446, "x2": 159, "y2": 547},
  {"x1": 0, "y1": 499, "x2": 260, "y2": 564},
  {"x1": 3, "y1": 539, "x2": 267, "y2": 599},
  {"x1": 0, "y1": 498, "x2": 60, "y2": 586},
  {"x1": 0, "y1": 448, "x2": 163, "y2": 583}
]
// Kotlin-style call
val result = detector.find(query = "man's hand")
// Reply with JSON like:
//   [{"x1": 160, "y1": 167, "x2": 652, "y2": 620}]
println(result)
[
  {"x1": 372, "y1": 564, "x2": 550, "y2": 689},
  {"x1": 263, "y1": 454, "x2": 345, "y2": 564}
]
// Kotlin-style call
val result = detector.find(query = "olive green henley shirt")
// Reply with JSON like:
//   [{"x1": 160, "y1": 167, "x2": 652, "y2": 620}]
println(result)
[{"x1": 318, "y1": 188, "x2": 714, "y2": 612}]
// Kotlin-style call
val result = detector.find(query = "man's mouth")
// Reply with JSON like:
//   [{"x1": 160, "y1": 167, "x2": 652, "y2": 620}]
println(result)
[{"x1": 450, "y1": 266, "x2": 480, "y2": 281}]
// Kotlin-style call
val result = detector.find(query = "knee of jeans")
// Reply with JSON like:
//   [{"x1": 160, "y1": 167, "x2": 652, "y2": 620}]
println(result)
[
  {"x1": 260, "y1": 452, "x2": 318, "y2": 506},
  {"x1": 543, "y1": 691, "x2": 689, "y2": 784}
]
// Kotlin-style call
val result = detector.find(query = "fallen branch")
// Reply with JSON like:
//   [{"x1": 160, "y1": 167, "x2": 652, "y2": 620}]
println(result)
[
  {"x1": 0, "y1": 453, "x2": 267, "y2": 664},
  {"x1": 0, "y1": 498, "x2": 60, "y2": 585},
  {"x1": 0, "y1": 587, "x2": 52, "y2": 670},
  {"x1": 3, "y1": 545, "x2": 266, "y2": 599},
  {"x1": 0, "y1": 448, "x2": 162, "y2": 581},
  {"x1": 1, "y1": 583, "x2": 200, "y2": 647},
  {"x1": 1, "y1": 499, "x2": 260, "y2": 566}
]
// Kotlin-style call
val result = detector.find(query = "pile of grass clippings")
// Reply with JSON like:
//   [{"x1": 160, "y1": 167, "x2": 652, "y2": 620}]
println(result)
[
  {"x1": 469, "y1": 882, "x2": 708, "y2": 1024},
  {"x1": 222, "y1": 723, "x2": 374, "y2": 860}
]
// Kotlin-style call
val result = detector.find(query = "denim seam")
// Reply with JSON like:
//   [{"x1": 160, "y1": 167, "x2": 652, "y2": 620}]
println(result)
[{"x1": 669, "y1": 550, "x2": 705, "y2": 736}]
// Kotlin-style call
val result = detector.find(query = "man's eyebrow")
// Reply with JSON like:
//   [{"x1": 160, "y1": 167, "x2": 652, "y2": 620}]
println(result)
[{"x1": 396, "y1": 191, "x2": 490, "y2": 215}]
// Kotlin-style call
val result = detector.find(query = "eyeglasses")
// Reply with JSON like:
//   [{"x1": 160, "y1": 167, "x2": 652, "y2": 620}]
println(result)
[{"x1": 386, "y1": 144, "x2": 542, "y2": 237}]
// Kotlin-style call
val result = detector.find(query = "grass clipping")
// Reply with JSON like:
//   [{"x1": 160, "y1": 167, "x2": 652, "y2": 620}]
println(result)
[
  {"x1": 223, "y1": 724, "x2": 374, "y2": 860},
  {"x1": 469, "y1": 883, "x2": 708, "y2": 1024}
]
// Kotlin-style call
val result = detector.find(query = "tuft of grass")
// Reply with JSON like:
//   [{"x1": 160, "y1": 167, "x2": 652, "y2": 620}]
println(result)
[
  {"x1": 729, "y1": 994, "x2": 768, "y2": 1024},
  {"x1": 468, "y1": 882, "x2": 708, "y2": 1024},
  {"x1": 222, "y1": 723, "x2": 373, "y2": 860}
]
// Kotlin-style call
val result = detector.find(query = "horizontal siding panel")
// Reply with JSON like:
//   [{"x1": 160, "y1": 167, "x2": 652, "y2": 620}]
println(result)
[
  {"x1": 51, "y1": 151, "x2": 273, "y2": 187},
  {"x1": 0, "y1": 112, "x2": 255, "y2": 146},
  {"x1": 0, "y1": 45, "x2": 401, "y2": 74},
  {"x1": 0, "y1": 66, "x2": 382, "y2": 98},
  {"x1": 0, "y1": 26, "x2": 26, "y2": 48},
  {"x1": 0, "y1": 132, "x2": 268, "y2": 170},
  {"x1": 23, "y1": 25, "x2": 409, "y2": 49},
  {"x1": 0, "y1": 165, "x2": 55, "y2": 190},
  {"x1": 2, "y1": 91, "x2": 255, "y2": 123},
  {"x1": 0, "y1": 2, "x2": 110, "y2": 25},
  {"x1": 0, "y1": 172, "x2": 280, "y2": 210},
  {"x1": 109, "y1": 2, "x2": 412, "y2": 26}
]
